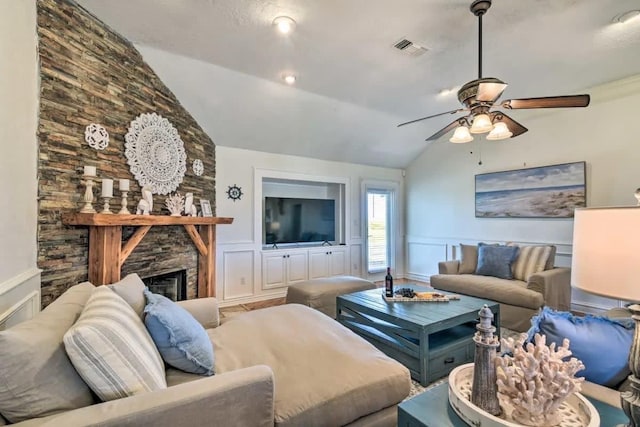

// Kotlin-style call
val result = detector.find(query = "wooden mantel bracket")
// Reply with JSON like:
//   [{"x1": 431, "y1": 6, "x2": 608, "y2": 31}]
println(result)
[{"x1": 62, "y1": 213, "x2": 233, "y2": 298}]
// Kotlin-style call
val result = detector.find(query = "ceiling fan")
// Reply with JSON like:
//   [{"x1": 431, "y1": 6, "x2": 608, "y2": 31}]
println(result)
[{"x1": 397, "y1": 0, "x2": 590, "y2": 143}]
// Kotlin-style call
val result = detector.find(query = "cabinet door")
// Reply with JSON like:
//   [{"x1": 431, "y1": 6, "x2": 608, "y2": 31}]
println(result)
[
  {"x1": 329, "y1": 249, "x2": 347, "y2": 276},
  {"x1": 262, "y1": 253, "x2": 287, "y2": 289},
  {"x1": 308, "y1": 250, "x2": 329, "y2": 279},
  {"x1": 287, "y1": 252, "x2": 308, "y2": 284}
]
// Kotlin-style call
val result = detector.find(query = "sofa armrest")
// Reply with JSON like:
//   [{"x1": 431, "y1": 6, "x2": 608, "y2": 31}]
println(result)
[
  {"x1": 177, "y1": 297, "x2": 220, "y2": 329},
  {"x1": 16, "y1": 365, "x2": 275, "y2": 427},
  {"x1": 438, "y1": 260, "x2": 460, "y2": 274},
  {"x1": 527, "y1": 267, "x2": 571, "y2": 311}
]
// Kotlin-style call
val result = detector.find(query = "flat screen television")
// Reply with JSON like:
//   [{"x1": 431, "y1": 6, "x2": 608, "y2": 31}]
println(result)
[{"x1": 264, "y1": 197, "x2": 336, "y2": 245}]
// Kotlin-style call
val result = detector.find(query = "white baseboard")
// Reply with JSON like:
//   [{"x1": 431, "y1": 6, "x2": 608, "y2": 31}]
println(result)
[{"x1": 218, "y1": 289, "x2": 288, "y2": 307}]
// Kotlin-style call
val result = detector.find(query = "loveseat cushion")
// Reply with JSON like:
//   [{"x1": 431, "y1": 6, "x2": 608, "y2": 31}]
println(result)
[
  {"x1": 510, "y1": 245, "x2": 554, "y2": 281},
  {"x1": 430, "y1": 274, "x2": 543, "y2": 309},
  {"x1": 475, "y1": 243, "x2": 519, "y2": 279},
  {"x1": 207, "y1": 304, "x2": 410, "y2": 427},
  {"x1": 144, "y1": 289, "x2": 214, "y2": 375},
  {"x1": 64, "y1": 286, "x2": 167, "y2": 402},
  {"x1": 0, "y1": 282, "x2": 96, "y2": 423}
]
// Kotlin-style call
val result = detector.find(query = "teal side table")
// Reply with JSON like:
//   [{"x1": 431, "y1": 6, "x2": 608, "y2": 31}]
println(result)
[{"x1": 398, "y1": 382, "x2": 628, "y2": 427}]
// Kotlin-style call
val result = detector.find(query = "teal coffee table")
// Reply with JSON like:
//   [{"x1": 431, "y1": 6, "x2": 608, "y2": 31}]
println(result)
[
  {"x1": 398, "y1": 382, "x2": 627, "y2": 427},
  {"x1": 336, "y1": 285, "x2": 499, "y2": 386}
]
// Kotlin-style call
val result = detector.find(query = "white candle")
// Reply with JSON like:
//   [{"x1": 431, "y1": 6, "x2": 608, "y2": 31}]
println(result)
[
  {"x1": 101, "y1": 179, "x2": 113, "y2": 198},
  {"x1": 119, "y1": 179, "x2": 129, "y2": 192},
  {"x1": 84, "y1": 165, "x2": 96, "y2": 177}
]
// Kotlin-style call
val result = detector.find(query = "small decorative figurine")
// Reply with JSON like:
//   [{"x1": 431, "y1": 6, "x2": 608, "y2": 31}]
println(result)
[
  {"x1": 184, "y1": 193, "x2": 197, "y2": 217},
  {"x1": 136, "y1": 186, "x2": 154, "y2": 215},
  {"x1": 165, "y1": 192, "x2": 185, "y2": 216},
  {"x1": 471, "y1": 305, "x2": 501, "y2": 416},
  {"x1": 495, "y1": 333, "x2": 585, "y2": 426}
]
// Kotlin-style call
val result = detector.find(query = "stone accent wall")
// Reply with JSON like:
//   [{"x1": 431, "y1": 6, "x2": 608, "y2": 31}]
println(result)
[{"x1": 37, "y1": 0, "x2": 215, "y2": 307}]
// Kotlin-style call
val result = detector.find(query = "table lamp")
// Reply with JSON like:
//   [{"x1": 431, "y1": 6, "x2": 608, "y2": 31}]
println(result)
[{"x1": 571, "y1": 206, "x2": 640, "y2": 426}]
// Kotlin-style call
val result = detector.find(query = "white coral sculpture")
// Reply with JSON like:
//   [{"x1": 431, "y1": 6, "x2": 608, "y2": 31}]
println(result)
[
  {"x1": 495, "y1": 333, "x2": 585, "y2": 427},
  {"x1": 165, "y1": 192, "x2": 185, "y2": 216}
]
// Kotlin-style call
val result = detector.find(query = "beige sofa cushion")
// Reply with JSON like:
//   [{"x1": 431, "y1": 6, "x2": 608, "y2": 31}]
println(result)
[
  {"x1": 0, "y1": 282, "x2": 96, "y2": 423},
  {"x1": 64, "y1": 286, "x2": 167, "y2": 402},
  {"x1": 108, "y1": 273, "x2": 147, "y2": 319},
  {"x1": 458, "y1": 244, "x2": 478, "y2": 274},
  {"x1": 208, "y1": 304, "x2": 410, "y2": 427},
  {"x1": 509, "y1": 244, "x2": 553, "y2": 281},
  {"x1": 430, "y1": 274, "x2": 544, "y2": 309}
]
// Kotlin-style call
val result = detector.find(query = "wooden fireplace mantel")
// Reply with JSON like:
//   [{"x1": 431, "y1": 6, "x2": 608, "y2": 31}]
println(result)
[{"x1": 62, "y1": 213, "x2": 233, "y2": 298}]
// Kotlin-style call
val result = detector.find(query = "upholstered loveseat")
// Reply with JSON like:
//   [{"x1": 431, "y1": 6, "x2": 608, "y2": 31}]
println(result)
[
  {"x1": 0, "y1": 275, "x2": 410, "y2": 426},
  {"x1": 430, "y1": 243, "x2": 571, "y2": 332}
]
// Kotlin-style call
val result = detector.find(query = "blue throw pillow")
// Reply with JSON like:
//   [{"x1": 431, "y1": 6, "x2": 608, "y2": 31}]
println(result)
[
  {"x1": 475, "y1": 243, "x2": 519, "y2": 279},
  {"x1": 527, "y1": 306, "x2": 634, "y2": 388},
  {"x1": 143, "y1": 290, "x2": 214, "y2": 375}
]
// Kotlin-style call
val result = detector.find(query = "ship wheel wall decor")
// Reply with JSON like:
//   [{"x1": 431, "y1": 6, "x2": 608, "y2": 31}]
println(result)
[
  {"x1": 124, "y1": 112, "x2": 187, "y2": 195},
  {"x1": 226, "y1": 184, "x2": 243, "y2": 202}
]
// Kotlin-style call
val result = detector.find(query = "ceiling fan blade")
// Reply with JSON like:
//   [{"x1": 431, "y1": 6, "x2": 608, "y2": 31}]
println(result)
[
  {"x1": 493, "y1": 112, "x2": 528, "y2": 138},
  {"x1": 477, "y1": 82, "x2": 508, "y2": 103},
  {"x1": 501, "y1": 94, "x2": 590, "y2": 110},
  {"x1": 397, "y1": 109, "x2": 465, "y2": 127},
  {"x1": 425, "y1": 119, "x2": 462, "y2": 141}
]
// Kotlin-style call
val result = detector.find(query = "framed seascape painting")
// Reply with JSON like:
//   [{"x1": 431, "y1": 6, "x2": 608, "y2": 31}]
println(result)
[{"x1": 475, "y1": 161, "x2": 586, "y2": 218}]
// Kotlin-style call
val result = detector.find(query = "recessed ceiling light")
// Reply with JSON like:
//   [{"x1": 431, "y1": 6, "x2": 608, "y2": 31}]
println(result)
[
  {"x1": 613, "y1": 10, "x2": 640, "y2": 24},
  {"x1": 273, "y1": 16, "x2": 296, "y2": 34},
  {"x1": 283, "y1": 74, "x2": 297, "y2": 85}
]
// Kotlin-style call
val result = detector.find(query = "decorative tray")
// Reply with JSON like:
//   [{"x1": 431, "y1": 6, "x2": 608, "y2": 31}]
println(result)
[
  {"x1": 383, "y1": 291, "x2": 460, "y2": 302},
  {"x1": 448, "y1": 364, "x2": 599, "y2": 427}
]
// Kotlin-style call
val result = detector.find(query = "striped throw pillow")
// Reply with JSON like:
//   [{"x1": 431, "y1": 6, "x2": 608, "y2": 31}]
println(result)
[
  {"x1": 63, "y1": 286, "x2": 167, "y2": 402},
  {"x1": 511, "y1": 245, "x2": 553, "y2": 281}
]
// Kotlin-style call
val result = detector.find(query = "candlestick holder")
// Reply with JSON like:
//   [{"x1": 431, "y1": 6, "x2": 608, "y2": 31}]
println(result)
[
  {"x1": 118, "y1": 191, "x2": 130, "y2": 215},
  {"x1": 101, "y1": 196, "x2": 113, "y2": 214},
  {"x1": 80, "y1": 175, "x2": 97, "y2": 213}
]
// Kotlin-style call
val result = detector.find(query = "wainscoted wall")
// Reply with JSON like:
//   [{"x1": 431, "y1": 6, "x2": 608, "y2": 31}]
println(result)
[
  {"x1": 214, "y1": 146, "x2": 403, "y2": 306},
  {"x1": 36, "y1": 0, "x2": 216, "y2": 306},
  {"x1": 405, "y1": 75, "x2": 640, "y2": 313},
  {"x1": 0, "y1": 1, "x2": 40, "y2": 322},
  {"x1": 0, "y1": 270, "x2": 42, "y2": 331}
]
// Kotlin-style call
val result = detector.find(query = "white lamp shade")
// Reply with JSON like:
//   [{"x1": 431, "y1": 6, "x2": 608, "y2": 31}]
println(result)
[
  {"x1": 449, "y1": 125, "x2": 474, "y2": 143},
  {"x1": 469, "y1": 114, "x2": 493, "y2": 134},
  {"x1": 486, "y1": 122, "x2": 513, "y2": 140},
  {"x1": 571, "y1": 207, "x2": 640, "y2": 300}
]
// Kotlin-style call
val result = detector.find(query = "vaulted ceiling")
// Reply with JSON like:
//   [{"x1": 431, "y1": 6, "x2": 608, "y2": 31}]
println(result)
[{"x1": 77, "y1": 0, "x2": 640, "y2": 168}]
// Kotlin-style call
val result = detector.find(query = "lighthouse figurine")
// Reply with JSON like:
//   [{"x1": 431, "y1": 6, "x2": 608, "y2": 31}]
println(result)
[{"x1": 471, "y1": 304, "x2": 501, "y2": 416}]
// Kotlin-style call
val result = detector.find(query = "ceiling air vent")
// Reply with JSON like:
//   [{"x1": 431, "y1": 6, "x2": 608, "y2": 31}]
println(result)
[{"x1": 393, "y1": 38, "x2": 428, "y2": 57}]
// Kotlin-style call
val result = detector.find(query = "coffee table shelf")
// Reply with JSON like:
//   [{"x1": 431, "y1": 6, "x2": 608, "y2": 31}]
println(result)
[{"x1": 337, "y1": 285, "x2": 500, "y2": 386}]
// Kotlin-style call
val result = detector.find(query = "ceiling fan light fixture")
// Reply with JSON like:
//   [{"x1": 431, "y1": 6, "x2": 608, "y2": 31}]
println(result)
[
  {"x1": 449, "y1": 125, "x2": 474, "y2": 143},
  {"x1": 273, "y1": 16, "x2": 296, "y2": 34},
  {"x1": 469, "y1": 113, "x2": 493, "y2": 134},
  {"x1": 486, "y1": 121, "x2": 513, "y2": 140}
]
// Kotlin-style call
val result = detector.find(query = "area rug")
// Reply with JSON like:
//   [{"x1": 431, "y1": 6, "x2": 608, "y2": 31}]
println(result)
[{"x1": 406, "y1": 327, "x2": 522, "y2": 399}]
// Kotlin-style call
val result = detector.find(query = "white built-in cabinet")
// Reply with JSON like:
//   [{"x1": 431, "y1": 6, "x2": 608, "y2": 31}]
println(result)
[
  {"x1": 261, "y1": 250, "x2": 308, "y2": 290},
  {"x1": 308, "y1": 247, "x2": 348, "y2": 279},
  {"x1": 261, "y1": 246, "x2": 348, "y2": 289}
]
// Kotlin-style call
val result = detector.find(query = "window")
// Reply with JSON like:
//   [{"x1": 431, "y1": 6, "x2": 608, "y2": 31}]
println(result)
[{"x1": 366, "y1": 189, "x2": 392, "y2": 273}]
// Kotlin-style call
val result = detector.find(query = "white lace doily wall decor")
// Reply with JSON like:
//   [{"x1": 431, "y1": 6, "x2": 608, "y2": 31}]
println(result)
[
  {"x1": 124, "y1": 112, "x2": 187, "y2": 195},
  {"x1": 192, "y1": 159, "x2": 204, "y2": 176},
  {"x1": 85, "y1": 123, "x2": 109, "y2": 150}
]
